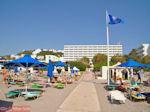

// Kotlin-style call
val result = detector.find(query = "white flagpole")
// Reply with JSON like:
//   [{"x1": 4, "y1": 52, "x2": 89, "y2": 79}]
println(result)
[{"x1": 106, "y1": 11, "x2": 110, "y2": 85}]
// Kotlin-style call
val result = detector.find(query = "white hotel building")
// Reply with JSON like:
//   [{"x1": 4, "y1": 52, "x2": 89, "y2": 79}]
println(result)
[
  {"x1": 136, "y1": 44, "x2": 150, "y2": 57},
  {"x1": 64, "y1": 45, "x2": 122, "y2": 63}
]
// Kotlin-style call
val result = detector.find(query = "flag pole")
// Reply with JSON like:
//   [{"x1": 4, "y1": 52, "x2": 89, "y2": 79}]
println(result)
[{"x1": 106, "y1": 11, "x2": 110, "y2": 85}]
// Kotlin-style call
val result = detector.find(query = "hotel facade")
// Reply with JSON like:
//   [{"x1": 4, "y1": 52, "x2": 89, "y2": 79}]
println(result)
[
  {"x1": 64, "y1": 45, "x2": 122, "y2": 63},
  {"x1": 136, "y1": 44, "x2": 150, "y2": 57}
]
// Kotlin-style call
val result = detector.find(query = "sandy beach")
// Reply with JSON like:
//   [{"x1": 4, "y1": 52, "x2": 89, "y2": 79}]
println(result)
[{"x1": 0, "y1": 72, "x2": 150, "y2": 112}]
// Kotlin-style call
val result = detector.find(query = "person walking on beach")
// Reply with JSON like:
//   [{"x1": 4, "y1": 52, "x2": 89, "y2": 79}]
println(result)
[{"x1": 137, "y1": 71, "x2": 141, "y2": 83}]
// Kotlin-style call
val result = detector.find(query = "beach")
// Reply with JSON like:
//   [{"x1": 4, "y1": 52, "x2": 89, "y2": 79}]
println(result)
[{"x1": 0, "y1": 72, "x2": 150, "y2": 112}]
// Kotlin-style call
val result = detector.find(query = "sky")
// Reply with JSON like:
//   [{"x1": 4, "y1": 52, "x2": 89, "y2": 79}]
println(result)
[{"x1": 0, "y1": 0, "x2": 150, "y2": 56}]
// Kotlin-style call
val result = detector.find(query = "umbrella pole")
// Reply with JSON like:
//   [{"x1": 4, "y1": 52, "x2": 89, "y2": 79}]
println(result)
[{"x1": 25, "y1": 63, "x2": 28, "y2": 92}]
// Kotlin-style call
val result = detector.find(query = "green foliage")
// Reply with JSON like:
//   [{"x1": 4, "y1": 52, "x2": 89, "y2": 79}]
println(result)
[
  {"x1": 92, "y1": 54, "x2": 107, "y2": 64},
  {"x1": 37, "y1": 51, "x2": 63, "y2": 57},
  {"x1": 111, "y1": 54, "x2": 126, "y2": 64},
  {"x1": 140, "y1": 55, "x2": 150, "y2": 64},
  {"x1": 79, "y1": 56, "x2": 90, "y2": 68},
  {"x1": 67, "y1": 61, "x2": 86, "y2": 71},
  {"x1": 17, "y1": 50, "x2": 33, "y2": 55},
  {"x1": 93, "y1": 62, "x2": 115, "y2": 71},
  {"x1": 124, "y1": 49, "x2": 141, "y2": 61}
]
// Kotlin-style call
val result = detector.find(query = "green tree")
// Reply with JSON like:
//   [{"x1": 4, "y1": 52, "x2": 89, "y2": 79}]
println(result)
[
  {"x1": 92, "y1": 54, "x2": 107, "y2": 64},
  {"x1": 37, "y1": 51, "x2": 63, "y2": 57},
  {"x1": 111, "y1": 54, "x2": 126, "y2": 64},
  {"x1": 93, "y1": 62, "x2": 114, "y2": 71},
  {"x1": 67, "y1": 61, "x2": 86, "y2": 71},
  {"x1": 126, "y1": 49, "x2": 141, "y2": 62},
  {"x1": 141, "y1": 55, "x2": 150, "y2": 64},
  {"x1": 79, "y1": 56, "x2": 90, "y2": 67},
  {"x1": 17, "y1": 50, "x2": 33, "y2": 55}
]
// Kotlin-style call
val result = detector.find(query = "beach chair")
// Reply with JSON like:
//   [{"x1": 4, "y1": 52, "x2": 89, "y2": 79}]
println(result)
[
  {"x1": 109, "y1": 90, "x2": 126, "y2": 104},
  {"x1": 105, "y1": 85, "x2": 115, "y2": 90},
  {"x1": 67, "y1": 79, "x2": 72, "y2": 84},
  {"x1": 52, "y1": 83, "x2": 65, "y2": 88},
  {"x1": 52, "y1": 83, "x2": 60, "y2": 87},
  {"x1": 24, "y1": 92, "x2": 42, "y2": 100},
  {"x1": 130, "y1": 92, "x2": 146, "y2": 101},
  {"x1": 33, "y1": 84, "x2": 43, "y2": 88},
  {"x1": 130, "y1": 80, "x2": 142, "y2": 91},
  {"x1": 143, "y1": 81, "x2": 149, "y2": 86},
  {"x1": 141, "y1": 93, "x2": 150, "y2": 103},
  {"x1": 117, "y1": 85, "x2": 126, "y2": 92},
  {"x1": 5, "y1": 90, "x2": 23, "y2": 98},
  {"x1": 57, "y1": 84, "x2": 65, "y2": 89}
]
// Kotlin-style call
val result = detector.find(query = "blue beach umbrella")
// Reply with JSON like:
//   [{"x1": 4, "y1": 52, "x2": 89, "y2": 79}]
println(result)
[
  {"x1": 8, "y1": 67, "x2": 11, "y2": 71},
  {"x1": 2, "y1": 54, "x2": 46, "y2": 91},
  {"x1": 14, "y1": 67, "x2": 18, "y2": 73},
  {"x1": 47, "y1": 60, "x2": 54, "y2": 77},
  {"x1": 145, "y1": 64, "x2": 150, "y2": 67},
  {"x1": 2, "y1": 54, "x2": 46, "y2": 67},
  {"x1": 118, "y1": 59, "x2": 144, "y2": 67},
  {"x1": 43, "y1": 66, "x2": 48, "y2": 69},
  {"x1": 71, "y1": 66, "x2": 74, "y2": 73},
  {"x1": 53, "y1": 61, "x2": 68, "y2": 67}
]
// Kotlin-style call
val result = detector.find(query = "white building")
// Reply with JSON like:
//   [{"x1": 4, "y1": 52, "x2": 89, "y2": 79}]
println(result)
[
  {"x1": 100, "y1": 63, "x2": 133, "y2": 80},
  {"x1": 45, "y1": 55, "x2": 64, "y2": 63},
  {"x1": 36, "y1": 56, "x2": 44, "y2": 60},
  {"x1": 136, "y1": 44, "x2": 150, "y2": 57},
  {"x1": 42, "y1": 49, "x2": 64, "y2": 53},
  {"x1": 10, "y1": 54, "x2": 24, "y2": 59},
  {"x1": 64, "y1": 45, "x2": 122, "y2": 63},
  {"x1": 32, "y1": 49, "x2": 42, "y2": 55}
]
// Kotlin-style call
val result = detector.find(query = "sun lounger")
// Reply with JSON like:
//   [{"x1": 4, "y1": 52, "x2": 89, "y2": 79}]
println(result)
[
  {"x1": 105, "y1": 85, "x2": 115, "y2": 90},
  {"x1": 109, "y1": 90, "x2": 126, "y2": 104},
  {"x1": 57, "y1": 84, "x2": 65, "y2": 89},
  {"x1": 141, "y1": 93, "x2": 150, "y2": 103},
  {"x1": 143, "y1": 81, "x2": 149, "y2": 86},
  {"x1": 5, "y1": 90, "x2": 22, "y2": 98},
  {"x1": 23, "y1": 92, "x2": 42, "y2": 100},
  {"x1": 33, "y1": 85, "x2": 43, "y2": 88},
  {"x1": 52, "y1": 83, "x2": 65, "y2": 88},
  {"x1": 52, "y1": 83, "x2": 60, "y2": 87},
  {"x1": 129, "y1": 92, "x2": 146, "y2": 101},
  {"x1": 117, "y1": 85, "x2": 126, "y2": 92}
]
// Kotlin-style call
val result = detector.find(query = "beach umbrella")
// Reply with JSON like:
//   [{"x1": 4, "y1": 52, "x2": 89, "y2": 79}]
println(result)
[
  {"x1": 14, "y1": 67, "x2": 18, "y2": 73},
  {"x1": 8, "y1": 67, "x2": 11, "y2": 71},
  {"x1": 53, "y1": 61, "x2": 68, "y2": 67},
  {"x1": 73, "y1": 66, "x2": 79, "y2": 72},
  {"x1": 47, "y1": 60, "x2": 54, "y2": 83},
  {"x1": 118, "y1": 59, "x2": 144, "y2": 67},
  {"x1": 71, "y1": 66, "x2": 74, "y2": 73},
  {"x1": 43, "y1": 66, "x2": 48, "y2": 69},
  {"x1": 2, "y1": 54, "x2": 46, "y2": 91},
  {"x1": 47, "y1": 60, "x2": 54, "y2": 77},
  {"x1": 145, "y1": 64, "x2": 150, "y2": 68},
  {"x1": 2, "y1": 54, "x2": 46, "y2": 68}
]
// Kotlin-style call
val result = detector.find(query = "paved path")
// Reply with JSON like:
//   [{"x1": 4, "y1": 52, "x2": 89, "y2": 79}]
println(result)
[{"x1": 57, "y1": 71, "x2": 101, "y2": 112}]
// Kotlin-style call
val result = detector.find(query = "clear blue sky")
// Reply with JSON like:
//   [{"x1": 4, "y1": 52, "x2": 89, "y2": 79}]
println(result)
[{"x1": 0, "y1": 0, "x2": 150, "y2": 56}]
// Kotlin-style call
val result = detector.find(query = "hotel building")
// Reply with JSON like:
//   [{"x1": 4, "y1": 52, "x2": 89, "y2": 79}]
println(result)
[
  {"x1": 136, "y1": 44, "x2": 150, "y2": 57},
  {"x1": 64, "y1": 45, "x2": 122, "y2": 63}
]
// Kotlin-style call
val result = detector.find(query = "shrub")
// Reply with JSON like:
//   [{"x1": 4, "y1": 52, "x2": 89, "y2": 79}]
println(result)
[
  {"x1": 67, "y1": 61, "x2": 86, "y2": 71},
  {"x1": 93, "y1": 62, "x2": 115, "y2": 71}
]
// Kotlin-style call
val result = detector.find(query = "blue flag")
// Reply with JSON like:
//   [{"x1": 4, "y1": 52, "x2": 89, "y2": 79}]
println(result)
[{"x1": 108, "y1": 14, "x2": 124, "y2": 24}]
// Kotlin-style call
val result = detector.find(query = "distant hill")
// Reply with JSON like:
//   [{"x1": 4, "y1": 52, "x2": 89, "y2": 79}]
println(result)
[{"x1": 17, "y1": 50, "x2": 63, "y2": 57}]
